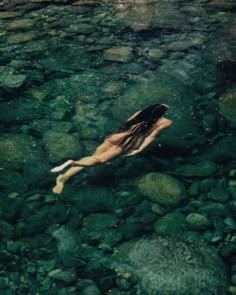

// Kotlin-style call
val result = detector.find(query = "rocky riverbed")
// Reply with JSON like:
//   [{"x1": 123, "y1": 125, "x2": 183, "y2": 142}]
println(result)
[{"x1": 0, "y1": 0, "x2": 236, "y2": 294}]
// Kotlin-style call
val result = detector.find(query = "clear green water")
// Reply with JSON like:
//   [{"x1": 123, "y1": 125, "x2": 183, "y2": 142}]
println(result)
[{"x1": 0, "y1": 1, "x2": 235, "y2": 294}]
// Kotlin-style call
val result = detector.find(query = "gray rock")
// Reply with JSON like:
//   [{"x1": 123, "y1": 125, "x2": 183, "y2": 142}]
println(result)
[
  {"x1": 137, "y1": 172, "x2": 186, "y2": 207},
  {"x1": 112, "y1": 235, "x2": 228, "y2": 295}
]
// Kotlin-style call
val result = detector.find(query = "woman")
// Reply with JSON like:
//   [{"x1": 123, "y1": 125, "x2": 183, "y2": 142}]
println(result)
[{"x1": 51, "y1": 103, "x2": 172, "y2": 194}]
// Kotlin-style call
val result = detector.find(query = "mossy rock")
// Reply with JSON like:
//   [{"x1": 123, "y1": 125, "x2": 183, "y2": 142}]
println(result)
[
  {"x1": 0, "y1": 134, "x2": 42, "y2": 170},
  {"x1": 43, "y1": 131, "x2": 81, "y2": 163},
  {"x1": 137, "y1": 172, "x2": 186, "y2": 207}
]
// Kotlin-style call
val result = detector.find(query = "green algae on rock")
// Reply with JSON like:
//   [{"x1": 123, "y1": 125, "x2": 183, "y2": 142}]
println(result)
[{"x1": 137, "y1": 172, "x2": 186, "y2": 207}]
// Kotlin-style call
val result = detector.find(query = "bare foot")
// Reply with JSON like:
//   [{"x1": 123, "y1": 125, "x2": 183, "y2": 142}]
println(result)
[
  {"x1": 51, "y1": 160, "x2": 73, "y2": 173},
  {"x1": 52, "y1": 175, "x2": 65, "y2": 194}
]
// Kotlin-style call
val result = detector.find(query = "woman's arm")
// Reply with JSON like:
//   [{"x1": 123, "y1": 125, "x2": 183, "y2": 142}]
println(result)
[{"x1": 126, "y1": 118, "x2": 172, "y2": 157}]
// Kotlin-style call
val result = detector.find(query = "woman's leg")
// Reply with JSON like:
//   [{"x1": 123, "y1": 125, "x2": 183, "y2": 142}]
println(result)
[
  {"x1": 53, "y1": 166, "x2": 85, "y2": 194},
  {"x1": 52, "y1": 146, "x2": 122, "y2": 194},
  {"x1": 51, "y1": 141, "x2": 112, "y2": 173}
]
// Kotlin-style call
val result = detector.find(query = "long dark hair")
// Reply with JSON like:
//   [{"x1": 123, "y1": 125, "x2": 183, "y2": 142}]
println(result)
[{"x1": 109, "y1": 103, "x2": 169, "y2": 152}]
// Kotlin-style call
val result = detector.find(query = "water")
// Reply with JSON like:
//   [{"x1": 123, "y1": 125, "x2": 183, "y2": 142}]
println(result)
[{"x1": 0, "y1": 0, "x2": 235, "y2": 294}]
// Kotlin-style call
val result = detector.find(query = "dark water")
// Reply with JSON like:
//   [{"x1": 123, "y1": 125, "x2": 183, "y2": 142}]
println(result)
[{"x1": 0, "y1": 1, "x2": 236, "y2": 294}]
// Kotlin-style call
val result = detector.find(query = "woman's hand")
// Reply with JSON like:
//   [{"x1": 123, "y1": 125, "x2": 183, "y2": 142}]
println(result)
[{"x1": 125, "y1": 149, "x2": 140, "y2": 157}]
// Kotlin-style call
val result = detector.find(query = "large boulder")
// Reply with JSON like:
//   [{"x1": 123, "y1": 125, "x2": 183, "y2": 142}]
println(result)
[
  {"x1": 137, "y1": 172, "x2": 186, "y2": 207},
  {"x1": 112, "y1": 235, "x2": 228, "y2": 295}
]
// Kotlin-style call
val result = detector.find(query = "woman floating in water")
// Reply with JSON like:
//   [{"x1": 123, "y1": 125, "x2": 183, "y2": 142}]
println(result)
[{"x1": 51, "y1": 103, "x2": 172, "y2": 194}]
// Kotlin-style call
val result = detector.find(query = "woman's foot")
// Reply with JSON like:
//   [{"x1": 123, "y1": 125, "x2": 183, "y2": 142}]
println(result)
[
  {"x1": 51, "y1": 160, "x2": 73, "y2": 173},
  {"x1": 52, "y1": 175, "x2": 65, "y2": 194}
]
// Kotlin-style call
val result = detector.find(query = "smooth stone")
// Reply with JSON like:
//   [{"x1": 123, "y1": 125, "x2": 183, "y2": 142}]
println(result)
[
  {"x1": 147, "y1": 48, "x2": 164, "y2": 61},
  {"x1": 0, "y1": 220, "x2": 15, "y2": 238},
  {"x1": 0, "y1": 66, "x2": 27, "y2": 88},
  {"x1": 23, "y1": 40, "x2": 48, "y2": 53},
  {"x1": 103, "y1": 47, "x2": 133, "y2": 62},
  {"x1": 52, "y1": 226, "x2": 81, "y2": 267},
  {"x1": 175, "y1": 161, "x2": 217, "y2": 176},
  {"x1": 69, "y1": 23, "x2": 95, "y2": 34},
  {"x1": 153, "y1": 212, "x2": 186, "y2": 235},
  {"x1": 43, "y1": 130, "x2": 81, "y2": 163},
  {"x1": 209, "y1": 187, "x2": 229, "y2": 203},
  {"x1": 185, "y1": 213, "x2": 210, "y2": 230},
  {"x1": 218, "y1": 86, "x2": 236, "y2": 128},
  {"x1": 199, "y1": 202, "x2": 228, "y2": 217},
  {"x1": 137, "y1": 172, "x2": 186, "y2": 207},
  {"x1": 7, "y1": 32, "x2": 35, "y2": 44},
  {"x1": 6, "y1": 19, "x2": 34, "y2": 30},
  {"x1": 0, "y1": 11, "x2": 19, "y2": 19},
  {"x1": 189, "y1": 182, "x2": 200, "y2": 196},
  {"x1": 166, "y1": 35, "x2": 206, "y2": 51},
  {"x1": 199, "y1": 179, "x2": 217, "y2": 193},
  {"x1": 82, "y1": 285, "x2": 101, "y2": 295},
  {"x1": 232, "y1": 274, "x2": 236, "y2": 285},
  {"x1": 48, "y1": 269, "x2": 77, "y2": 285}
]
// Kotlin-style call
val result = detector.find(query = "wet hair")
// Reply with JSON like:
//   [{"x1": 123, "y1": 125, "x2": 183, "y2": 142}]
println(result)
[{"x1": 109, "y1": 103, "x2": 169, "y2": 152}]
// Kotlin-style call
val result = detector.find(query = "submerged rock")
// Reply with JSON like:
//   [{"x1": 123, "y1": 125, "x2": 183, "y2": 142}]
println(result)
[
  {"x1": 137, "y1": 172, "x2": 186, "y2": 207},
  {"x1": 0, "y1": 134, "x2": 41, "y2": 170},
  {"x1": 112, "y1": 235, "x2": 228, "y2": 295},
  {"x1": 175, "y1": 161, "x2": 217, "y2": 176},
  {"x1": 7, "y1": 32, "x2": 35, "y2": 44},
  {"x1": 0, "y1": 66, "x2": 27, "y2": 89},
  {"x1": 103, "y1": 47, "x2": 133, "y2": 63},
  {"x1": 43, "y1": 130, "x2": 81, "y2": 163},
  {"x1": 218, "y1": 86, "x2": 236, "y2": 129}
]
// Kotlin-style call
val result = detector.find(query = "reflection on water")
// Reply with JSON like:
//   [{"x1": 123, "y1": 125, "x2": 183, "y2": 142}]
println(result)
[{"x1": 0, "y1": 0, "x2": 236, "y2": 294}]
